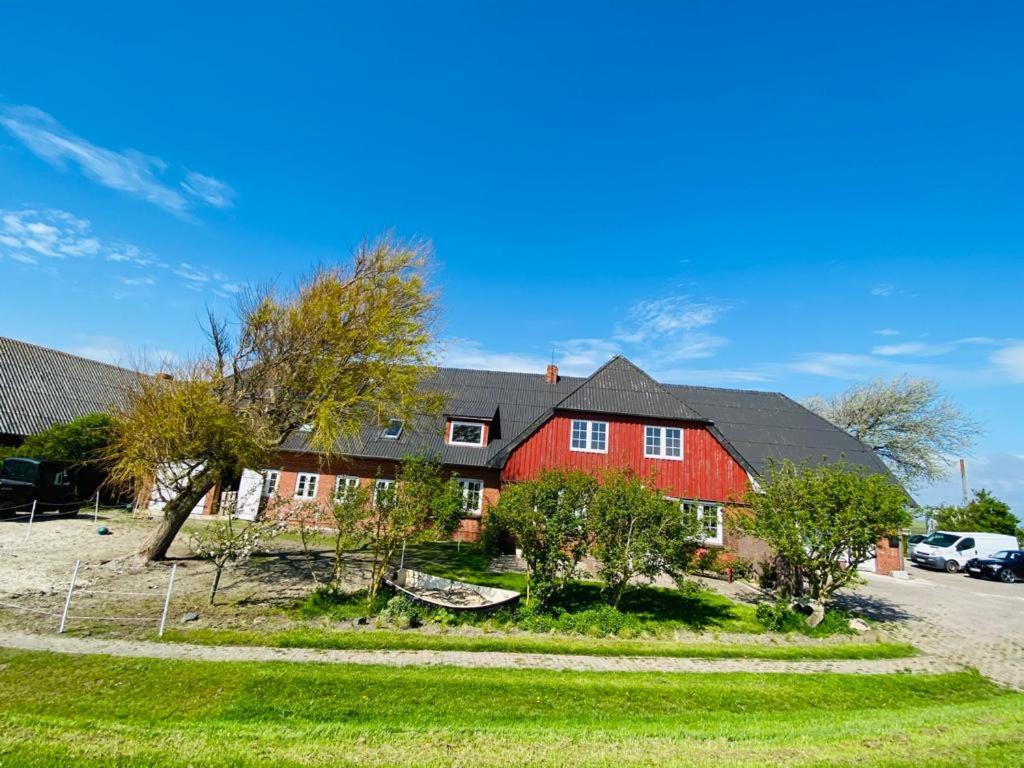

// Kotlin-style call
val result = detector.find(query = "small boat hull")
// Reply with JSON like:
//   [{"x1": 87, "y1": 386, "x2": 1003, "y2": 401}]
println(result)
[{"x1": 385, "y1": 568, "x2": 521, "y2": 612}]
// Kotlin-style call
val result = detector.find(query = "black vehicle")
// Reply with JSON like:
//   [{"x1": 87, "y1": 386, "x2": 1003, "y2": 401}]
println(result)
[
  {"x1": 0, "y1": 458, "x2": 79, "y2": 518},
  {"x1": 965, "y1": 550, "x2": 1024, "y2": 584}
]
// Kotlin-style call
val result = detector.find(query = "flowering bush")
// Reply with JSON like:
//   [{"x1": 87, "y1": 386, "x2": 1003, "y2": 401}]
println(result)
[{"x1": 189, "y1": 517, "x2": 283, "y2": 604}]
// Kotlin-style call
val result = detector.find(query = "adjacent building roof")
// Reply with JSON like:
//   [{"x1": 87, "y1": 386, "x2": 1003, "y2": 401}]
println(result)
[
  {"x1": 282, "y1": 354, "x2": 894, "y2": 482},
  {"x1": 0, "y1": 336, "x2": 139, "y2": 441}
]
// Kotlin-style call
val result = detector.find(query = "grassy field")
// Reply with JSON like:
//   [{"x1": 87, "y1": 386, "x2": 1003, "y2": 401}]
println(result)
[
  {"x1": 0, "y1": 649, "x2": 1021, "y2": 767},
  {"x1": 161, "y1": 625, "x2": 915, "y2": 660}
]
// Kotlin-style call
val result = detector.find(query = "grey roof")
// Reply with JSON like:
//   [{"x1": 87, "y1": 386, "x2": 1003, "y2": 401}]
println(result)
[
  {"x1": 663, "y1": 383, "x2": 895, "y2": 478},
  {"x1": 0, "y1": 336, "x2": 139, "y2": 439},
  {"x1": 282, "y1": 355, "x2": 896, "y2": 484},
  {"x1": 556, "y1": 356, "x2": 707, "y2": 422}
]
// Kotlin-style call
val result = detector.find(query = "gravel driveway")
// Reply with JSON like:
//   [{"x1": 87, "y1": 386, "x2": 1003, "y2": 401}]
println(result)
[{"x1": 837, "y1": 565, "x2": 1024, "y2": 689}]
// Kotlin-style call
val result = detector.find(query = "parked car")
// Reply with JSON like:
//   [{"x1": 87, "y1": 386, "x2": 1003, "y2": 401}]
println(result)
[
  {"x1": 965, "y1": 550, "x2": 1024, "y2": 583},
  {"x1": 0, "y1": 457, "x2": 79, "y2": 517},
  {"x1": 906, "y1": 534, "x2": 926, "y2": 555},
  {"x1": 910, "y1": 531, "x2": 1020, "y2": 573}
]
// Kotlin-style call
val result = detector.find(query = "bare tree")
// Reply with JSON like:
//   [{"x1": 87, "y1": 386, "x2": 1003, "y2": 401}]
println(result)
[
  {"x1": 804, "y1": 377, "x2": 980, "y2": 487},
  {"x1": 106, "y1": 236, "x2": 441, "y2": 564}
]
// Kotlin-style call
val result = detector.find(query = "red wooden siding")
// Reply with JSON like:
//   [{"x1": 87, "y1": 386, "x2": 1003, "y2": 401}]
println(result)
[{"x1": 503, "y1": 413, "x2": 749, "y2": 502}]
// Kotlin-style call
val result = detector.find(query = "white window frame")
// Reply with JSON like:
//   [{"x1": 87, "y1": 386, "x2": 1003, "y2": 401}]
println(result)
[
  {"x1": 294, "y1": 472, "x2": 319, "y2": 500},
  {"x1": 374, "y1": 478, "x2": 395, "y2": 506},
  {"x1": 334, "y1": 475, "x2": 360, "y2": 500},
  {"x1": 457, "y1": 478, "x2": 485, "y2": 517},
  {"x1": 449, "y1": 420, "x2": 485, "y2": 447},
  {"x1": 644, "y1": 426, "x2": 683, "y2": 460},
  {"x1": 569, "y1": 419, "x2": 608, "y2": 454},
  {"x1": 381, "y1": 419, "x2": 403, "y2": 439},
  {"x1": 681, "y1": 500, "x2": 724, "y2": 546},
  {"x1": 262, "y1": 469, "x2": 280, "y2": 497}
]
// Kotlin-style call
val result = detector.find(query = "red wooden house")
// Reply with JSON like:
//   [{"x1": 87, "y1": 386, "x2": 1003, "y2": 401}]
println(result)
[{"x1": 254, "y1": 356, "x2": 898, "y2": 566}]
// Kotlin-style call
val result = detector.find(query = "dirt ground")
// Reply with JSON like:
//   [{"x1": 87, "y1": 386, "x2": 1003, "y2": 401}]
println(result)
[{"x1": 0, "y1": 509, "x2": 347, "y2": 637}]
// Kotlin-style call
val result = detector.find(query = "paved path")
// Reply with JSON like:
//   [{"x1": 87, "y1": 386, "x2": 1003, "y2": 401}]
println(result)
[
  {"x1": 0, "y1": 630, "x2": 959, "y2": 675},
  {"x1": 837, "y1": 567, "x2": 1024, "y2": 690}
]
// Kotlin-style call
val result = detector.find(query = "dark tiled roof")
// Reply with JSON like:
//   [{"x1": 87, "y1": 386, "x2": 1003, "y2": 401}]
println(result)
[
  {"x1": 556, "y1": 356, "x2": 707, "y2": 422},
  {"x1": 663, "y1": 384, "x2": 895, "y2": 478},
  {"x1": 0, "y1": 336, "x2": 139, "y2": 439},
  {"x1": 283, "y1": 355, "x2": 895, "y2": 482}
]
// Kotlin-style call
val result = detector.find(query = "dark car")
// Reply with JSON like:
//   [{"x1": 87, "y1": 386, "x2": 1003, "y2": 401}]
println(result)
[
  {"x1": 0, "y1": 458, "x2": 79, "y2": 518},
  {"x1": 965, "y1": 550, "x2": 1024, "y2": 584}
]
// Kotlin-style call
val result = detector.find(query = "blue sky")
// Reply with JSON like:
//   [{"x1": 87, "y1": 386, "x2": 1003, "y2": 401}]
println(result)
[{"x1": 1, "y1": 2, "x2": 1022, "y2": 514}]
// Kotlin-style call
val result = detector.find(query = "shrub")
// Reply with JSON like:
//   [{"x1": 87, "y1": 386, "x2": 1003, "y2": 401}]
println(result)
[
  {"x1": 380, "y1": 595, "x2": 425, "y2": 629},
  {"x1": 755, "y1": 600, "x2": 790, "y2": 631}
]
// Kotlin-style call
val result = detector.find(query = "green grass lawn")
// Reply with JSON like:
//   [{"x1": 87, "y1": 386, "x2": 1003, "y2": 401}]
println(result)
[
  {"x1": 0, "y1": 649, "x2": 1020, "y2": 767},
  {"x1": 161, "y1": 626, "x2": 916, "y2": 660}
]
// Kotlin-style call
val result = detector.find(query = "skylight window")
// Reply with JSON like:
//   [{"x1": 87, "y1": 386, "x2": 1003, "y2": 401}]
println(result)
[{"x1": 381, "y1": 419, "x2": 403, "y2": 439}]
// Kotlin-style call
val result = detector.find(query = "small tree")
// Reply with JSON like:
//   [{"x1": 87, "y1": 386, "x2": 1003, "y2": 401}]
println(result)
[
  {"x1": 13, "y1": 413, "x2": 117, "y2": 498},
  {"x1": 484, "y1": 470, "x2": 597, "y2": 607},
  {"x1": 330, "y1": 481, "x2": 372, "y2": 584},
  {"x1": 364, "y1": 456, "x2": 464, "y2": 603},
  {"x1": 735, "y1": 460, "x2": 910, "y2": 604},
  {"x1": 188, "y1": 516, "x2": 282, "y2": 604},
  {"x1": 106, "y1": 236, "x2": 439, "y2": 564},
  {"x1": 587, "y1": 469, "x2": 703, "y2": 607},
  {"x1": 804, "y1": 377, "x2": 980, "y2": 487},
  {"x1": 935, "y1": 489, "x2": 1022, "y2": 539}
]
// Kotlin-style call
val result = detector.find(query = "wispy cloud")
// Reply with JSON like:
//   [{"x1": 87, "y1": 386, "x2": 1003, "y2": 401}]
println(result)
[
  {"x1": 0, "y1": 104, "x2": 234, "y2": 215},
  {"x1": 871, "y1": 342, "x2": 953, "y2": 357},
  {"x1": 181, "y1": 172, "x2": 236, "y2": 209},
  {"x1": 992, "y1": 344, "x2": 1024, "y2": 383},
  {"x1": 874, "y1": 328, "x2": 900, "y2": 336},
  {"x1": 871, "y1": 283, "x2": 896, "y2": 297},
  {"x1": 441, "y1": 339, "x2": 550, "y2": 374},
  {"x1": 615, "y1": 295, "x2": 731, "y2": 363},
  {"x1": 1, "y1": 207, "x2": 239, "y2": 298}
]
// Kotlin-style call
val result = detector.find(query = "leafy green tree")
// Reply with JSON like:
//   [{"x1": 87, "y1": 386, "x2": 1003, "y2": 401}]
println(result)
[
  {"x1": 804, "y1": 377, "x2": 980, "y2": 487},
  {"x1": 106, "y1": 236, "x2": 439, "y2": 564},
  {"x1": 13, "y1": 413, "x2": 115, "y2": 464},
  {"x1": 587, "y1": 469, "x2": 703, "y2": 607},
  {"x1": 329, "y1": 481, "x2": 373, "y2": 584},
  {"x1": 735, "y1": 460, "x2": 911, "y2": 604},
  {"x1": 364, "y1": 456, "x2": 465, "y2": 604},
  {"x1": 934, "y1": 489, "x2": 1022, "y2": 539},
  {"x1": 484, "y1": 470, "x2": 597, "y2": 607}
]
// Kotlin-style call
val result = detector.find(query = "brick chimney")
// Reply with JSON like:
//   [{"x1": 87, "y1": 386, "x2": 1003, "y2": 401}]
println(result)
[{"x1": 545, "y1": 364, "x2": 559, "y2": 384}]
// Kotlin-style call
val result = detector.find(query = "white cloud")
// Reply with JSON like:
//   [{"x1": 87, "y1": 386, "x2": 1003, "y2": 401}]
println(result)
[
  {"x1": 874, "y1": 328, "x2": 900, "y2": 336},
  {"x1": 0, "y1": 208, "x2": 125, "y2": 263},
  {"x1": 615, "y1": 296, "x2": 728, "y2": 343},
  {"x1": 119, "y1": 276, "x2": 156, "y2": 287},
  {"x1": 871, "y1": 342, "x2": 953, "y2": 357},
  {"x1": 871, "y1": 284, "x2": 896, "y2": 297},
  {"x1": 917, "y1": 453, "x2": 1024, "y2": 519},
  {"x1": 181, "y1": 172, "x2": 236, "y2": 209},
  {"x1": 992, "y1": 344, "x2": 1024, "y2": 383},
  {"x1": 441, "y1": 339, "x2": 549, "y2": 373},
  {"x1": 174, "y1": 263, "x2": 210, "y2": 283},
  {"x1": 790, "y1": 352, "x2": 881, "y2": 379},
  {"x1": 0, "y1": 104, "x2": 234, "y2": 215}
]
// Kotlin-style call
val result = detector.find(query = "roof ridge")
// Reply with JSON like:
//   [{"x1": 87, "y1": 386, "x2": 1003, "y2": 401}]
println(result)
[{"x1": 0, "y1": 336, "x2": 141, "y2": 377}]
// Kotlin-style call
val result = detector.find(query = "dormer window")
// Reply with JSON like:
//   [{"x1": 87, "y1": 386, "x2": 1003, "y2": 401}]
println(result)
[
  {"x1": 381, "y1": 419, "x2": 403, "y2": 439},
  {"x1": 449, "y1": 420, "x2": 485, "y2": 447}
]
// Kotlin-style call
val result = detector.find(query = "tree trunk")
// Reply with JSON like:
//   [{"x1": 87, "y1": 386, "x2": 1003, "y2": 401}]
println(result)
[
  {"x1": 210, "y1": 565, "x2": 223, "y2": 605},
  {"x1": 134, "y1": 475, "x2": 217, "y2": 563}
]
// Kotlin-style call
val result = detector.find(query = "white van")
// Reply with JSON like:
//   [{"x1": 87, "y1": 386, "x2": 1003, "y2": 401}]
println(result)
[{"x1": 910, "y1": 531, "x2": 1020, "y2": 573}]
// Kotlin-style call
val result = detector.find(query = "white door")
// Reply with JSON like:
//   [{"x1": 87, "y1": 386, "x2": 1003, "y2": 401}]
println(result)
[{"x1": 235, "y1": 469, "x2": 263, "y2": 521}]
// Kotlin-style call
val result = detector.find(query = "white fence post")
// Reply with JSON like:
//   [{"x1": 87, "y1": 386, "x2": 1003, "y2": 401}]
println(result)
[
  {"x1": 399, "y1": 540, "x2": 406, "y2": 570},
  {"x1": 158, "y1": 563, "x2": 178, "y2": 638},
  {"x1": 23, "y1": 500, "x2": 36, "y2": 544},
  {"x1": 58, "y1": 559, "x2": 80, "y2": 633},
  {"x1": 94, "y1": 491, "x2": 100, "y2": 523}
]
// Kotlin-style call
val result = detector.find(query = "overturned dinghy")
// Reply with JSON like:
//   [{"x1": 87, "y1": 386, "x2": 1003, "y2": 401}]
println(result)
[{"x1": 386, "y1": 568, "x2": 521, "y2": 612}]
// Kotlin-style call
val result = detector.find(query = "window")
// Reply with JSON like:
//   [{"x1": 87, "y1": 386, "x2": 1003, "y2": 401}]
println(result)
[
  {"x1": 450, "y1": 420, "x2": 485, "y2": 446},
  {"x1": 681, "y1": 500, "x2": 723, "y2": 546},
  {"x1": 458, "y1": 478, "x2": 484, "y2": 516},
  {"x1": 374, "y1": 478, "x2": 395, "y2": 506},
  {"x1": 261, "y1": 470, "x2": 280, "y2": 497},
  {"x1": 294, "y1": 472, "x2": 319, "y2": 499},
  {"x1": 334, "y1": 475, "x2": 360, "y2": 500},
  {"x1": 956, "y1": 537, "x2": 975, "y2": 552},
  {"x1": 644, "y1": 426, "x2": 683, "y2": 459},
  {"x1": 54, "y1": 470, "x2": 71, "y2": 486},
  {"x1": 569, "y1": 419, "x2": 608, "y2": 453},
  {"x1": 381, "y1": 419, "x2": 403, "y2": 439}
]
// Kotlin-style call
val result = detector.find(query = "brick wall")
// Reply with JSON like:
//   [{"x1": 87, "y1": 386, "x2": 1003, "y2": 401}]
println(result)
[{"x1": 874, "y1": 536, "x2": 903, "y2": 576}]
